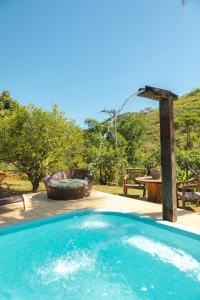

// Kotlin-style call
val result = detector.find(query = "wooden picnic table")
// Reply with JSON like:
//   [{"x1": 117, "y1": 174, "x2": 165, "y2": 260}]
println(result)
[{"x1": 135, "y1": 176, "x2": 162, "y2": 203}]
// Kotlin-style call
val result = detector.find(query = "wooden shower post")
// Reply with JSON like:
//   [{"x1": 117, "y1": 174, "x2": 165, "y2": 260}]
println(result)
[{"x1": 137, "y1": 86, "x2": 178, "y2": 222}]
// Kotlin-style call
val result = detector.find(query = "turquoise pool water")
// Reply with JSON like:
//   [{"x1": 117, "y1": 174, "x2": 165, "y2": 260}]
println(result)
[{"x1": 0, "y1": 211, "x2": 200, "y2": 300}]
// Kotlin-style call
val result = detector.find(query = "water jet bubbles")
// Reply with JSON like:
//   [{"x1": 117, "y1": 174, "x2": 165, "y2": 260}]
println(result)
[
  {"x1": 140, "y1": 286, "x2": 148, "y2": 292},
  {"x1": 124, "y1": 235, "x2": 200, "y2": 283},
  {"x1": 37, "y1": 250, "x2": 96, "y2": 284}
]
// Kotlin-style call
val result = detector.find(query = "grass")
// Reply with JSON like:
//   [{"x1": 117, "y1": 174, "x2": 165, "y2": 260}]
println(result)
[
  {"x1": 93, "y1": 184, "x2": 142, "y2": 196},
  {"x1": 2, "y1": 178, "x2": 200, "y2": 213},
  {"x1": 2, "y1": 178, "x2": 45, "y2": 193}
]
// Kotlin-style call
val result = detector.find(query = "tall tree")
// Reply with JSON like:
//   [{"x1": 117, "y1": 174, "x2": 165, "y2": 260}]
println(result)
[
  {"x1": 0, "y1": 90, "x2": 20, "y2": 116},
  {"x1": 0, "y1": 105, "x2": 84, "y2": 192}
]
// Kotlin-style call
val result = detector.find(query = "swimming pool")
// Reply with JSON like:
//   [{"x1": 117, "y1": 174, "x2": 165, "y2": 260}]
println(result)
[{"x1": 0, "y1": 210, "x2": 200, "y2": 300}]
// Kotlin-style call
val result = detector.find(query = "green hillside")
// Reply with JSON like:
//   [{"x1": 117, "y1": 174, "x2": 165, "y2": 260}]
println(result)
[{"x1": 134, "y1": 88, "x2": 200, "y2": 169}]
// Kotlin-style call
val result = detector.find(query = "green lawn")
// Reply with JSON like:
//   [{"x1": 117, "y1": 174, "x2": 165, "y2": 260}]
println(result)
[
  {"x1": 2, "y1": 178, "x2": 200, "y2": 213},
  {"x1": 93, "y1": 184, "x2": 142, "y2": 197},
  {"x1": 3, "y1": 178, "x2": 45, "y2": 193}
]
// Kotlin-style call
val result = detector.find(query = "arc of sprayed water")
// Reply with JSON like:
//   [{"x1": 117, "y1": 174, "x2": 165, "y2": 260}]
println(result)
[{"x1": 116, "y1": 92, "x2": 138, "y2": 117}]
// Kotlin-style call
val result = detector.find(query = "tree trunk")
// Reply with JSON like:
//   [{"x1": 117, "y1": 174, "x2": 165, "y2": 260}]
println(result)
[{"x1": 32, "y1": 180, "x2": 40, "y2": 193}]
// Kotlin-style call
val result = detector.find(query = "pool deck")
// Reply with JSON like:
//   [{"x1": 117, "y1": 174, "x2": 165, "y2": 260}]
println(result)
[{"x1": 0, "y1": 190, "x2": 200, "y2": 234}]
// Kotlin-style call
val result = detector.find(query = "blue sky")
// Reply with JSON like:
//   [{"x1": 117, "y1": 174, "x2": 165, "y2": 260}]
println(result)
[{"x1": 0, "y1": 0, "x2": 200, "y2": 126}]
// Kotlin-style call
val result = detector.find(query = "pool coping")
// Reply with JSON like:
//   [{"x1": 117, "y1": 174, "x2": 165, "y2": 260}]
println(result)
[
  {"x1": 0, "y1": 208, "x2": 200, "y2": 241},
  {"x1": 94, "y1": 208, "x2": 200, "y2": 236}
]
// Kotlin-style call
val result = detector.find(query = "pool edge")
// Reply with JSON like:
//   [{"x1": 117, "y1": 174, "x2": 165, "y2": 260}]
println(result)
[{"x1": 0, "y1": 208, "x2": 200, "y2": 240}]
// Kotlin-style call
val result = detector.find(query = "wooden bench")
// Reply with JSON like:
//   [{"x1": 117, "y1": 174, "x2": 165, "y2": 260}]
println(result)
[{"x1": 123, "y1": 168, "x2": 147, "y2": 197}]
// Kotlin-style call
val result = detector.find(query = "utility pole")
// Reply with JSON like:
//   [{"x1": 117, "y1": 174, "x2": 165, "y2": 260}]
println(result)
[
  {"x1": 101, "y1": 109, "x2": 118, "y2": 148},
  {"x1": 114, "y1": 111, "x2": 118, "y2": 148},
  {"x1": 100, "y1": 92, "x2": 138, "y2": 185}
]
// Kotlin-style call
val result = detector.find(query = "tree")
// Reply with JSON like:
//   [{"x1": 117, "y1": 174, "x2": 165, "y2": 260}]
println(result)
[
  {"x1": 0, "y1": 90, "x2": 20, "y2": 116},
  {"x1": 0, "y1": 105, "x2": 84, "y2": 192},
  {"x1": 84, "y1": 118, "x2": 127, "y2": 184},
  {"x1": 117, "y1": 112, "x2": 147, "y2": 165}
]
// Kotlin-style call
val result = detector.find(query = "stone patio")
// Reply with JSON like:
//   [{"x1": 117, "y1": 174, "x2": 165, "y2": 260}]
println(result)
[{"x1": 0, "y1": 190, "x2": 200, "y2": 234}]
